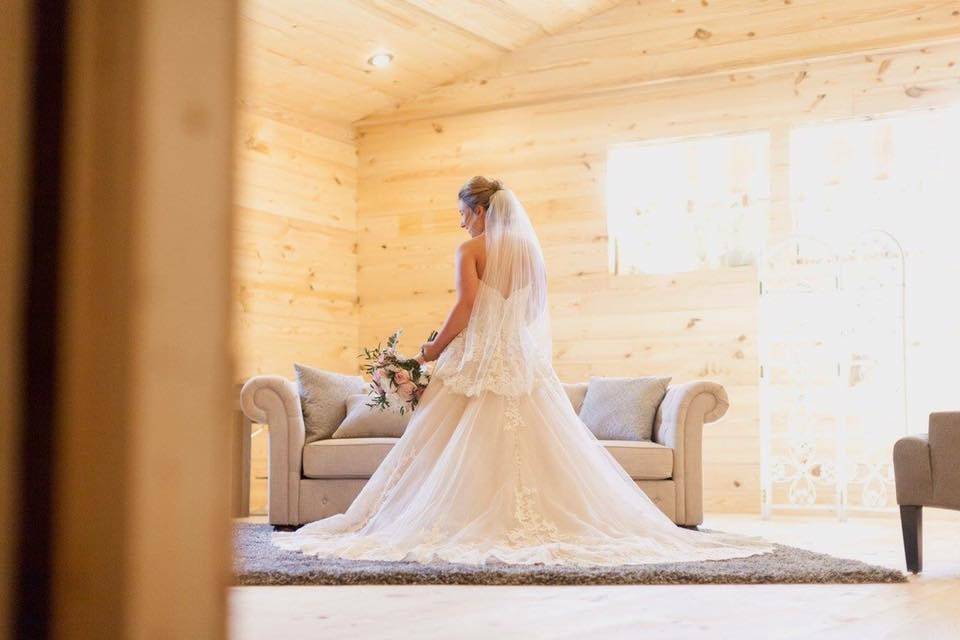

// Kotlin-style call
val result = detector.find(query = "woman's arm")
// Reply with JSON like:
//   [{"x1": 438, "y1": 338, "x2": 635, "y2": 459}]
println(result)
[{"x1": 419, "y1": 242, "x2": 481, "y2": 362}]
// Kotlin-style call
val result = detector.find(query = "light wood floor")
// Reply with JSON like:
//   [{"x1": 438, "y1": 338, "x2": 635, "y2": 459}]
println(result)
[{"x1": 230, "y1": 510, "x2": 960, "y2": 639}]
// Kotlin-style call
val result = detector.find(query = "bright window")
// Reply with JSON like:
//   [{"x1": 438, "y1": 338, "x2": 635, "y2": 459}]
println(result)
[
  {"x1": 789, "y1": 105, "x2": 960, "y2": 433},
  {"x1": 606, "y1": 131, "x2": 770, "y2": 275}
]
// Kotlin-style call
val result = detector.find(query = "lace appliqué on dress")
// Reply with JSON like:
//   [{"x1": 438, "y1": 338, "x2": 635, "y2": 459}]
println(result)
[
  {"x1": 503, "y1": 395, "x2": 560, "y2": 547},
  {"x1": 344, "y1": 445, "x2": 420, "y2": 535},
  {"x1": 430, "y1": 282, "x2": 552, "y2": 398},
  {"x1": 432, "y1": 331, "x2": 553, "y2": 397}
]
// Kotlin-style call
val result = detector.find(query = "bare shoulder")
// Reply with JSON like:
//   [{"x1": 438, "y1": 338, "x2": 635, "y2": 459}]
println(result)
[{"x1": 456, "y1": 234, "x2": 485, "y2": 261}]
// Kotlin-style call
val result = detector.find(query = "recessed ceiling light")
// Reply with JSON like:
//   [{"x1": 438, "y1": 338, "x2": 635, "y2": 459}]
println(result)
[{"x1": 367, "y1": 52, "x2": 394, "y2": 68}]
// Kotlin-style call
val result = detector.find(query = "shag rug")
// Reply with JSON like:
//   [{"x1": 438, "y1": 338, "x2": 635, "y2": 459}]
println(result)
[{"x1": 233, "y1": 524, "x2": 906, "y2": 586}]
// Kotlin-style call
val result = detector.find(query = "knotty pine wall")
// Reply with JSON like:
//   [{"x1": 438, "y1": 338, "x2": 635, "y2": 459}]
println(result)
[
  {"x1": 366, "y1": 0, "x2": 960, "y2": 125},
  {"x1": 234, "y1": 113, "x2": 358, "y2": 511},
  {"x1": 234, "y1": 113, "x2": 358, "y2": 377},
  {"x1": 355, "y1": 36, "x2": 960, "y2": 513},
  {"x1": 233, "y1": 0, "x2": 960, "y2": 514}
]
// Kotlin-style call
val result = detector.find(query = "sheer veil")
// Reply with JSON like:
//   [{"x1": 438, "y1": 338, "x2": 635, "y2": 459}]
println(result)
[{"x1": 432, "y1": 187, "x2": 555, "y2": 396}]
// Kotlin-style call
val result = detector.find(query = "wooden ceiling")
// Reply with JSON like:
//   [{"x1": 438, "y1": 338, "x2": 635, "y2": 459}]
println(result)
[
  {"x1": 239, "y1": 0, "x2": 620, "y2": 127},
  {"x1": 360, "y1": 0, "x2": 960, "y2": 126}
]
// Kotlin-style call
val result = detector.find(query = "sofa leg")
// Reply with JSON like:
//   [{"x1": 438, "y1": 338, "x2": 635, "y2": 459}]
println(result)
[
  {"x1": 899, "y1": 505, "x2": 923, "y2": 574},
  {"x1": 678, "y1": 524, "x2": 699, "y2": 531}
]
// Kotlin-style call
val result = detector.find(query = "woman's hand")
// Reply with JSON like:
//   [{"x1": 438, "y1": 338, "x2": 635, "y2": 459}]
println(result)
[{"x1": 418, "y1": 340, "x2": 441, "y2": 362}]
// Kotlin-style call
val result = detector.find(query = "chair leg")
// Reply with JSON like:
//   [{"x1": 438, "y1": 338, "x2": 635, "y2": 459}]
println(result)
[{"x1": 899, "y1": 505, "x2": 923, "y2": 574}]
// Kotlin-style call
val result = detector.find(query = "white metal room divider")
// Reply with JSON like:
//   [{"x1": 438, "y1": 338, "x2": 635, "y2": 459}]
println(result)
[{"x1": 759, "y1": 230, "x2": 906, "y2": 520}]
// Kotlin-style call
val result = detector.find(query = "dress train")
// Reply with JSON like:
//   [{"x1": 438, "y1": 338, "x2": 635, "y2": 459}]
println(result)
[{"x1": 272, "y1": 335, "x2": 775, "y2": 567}]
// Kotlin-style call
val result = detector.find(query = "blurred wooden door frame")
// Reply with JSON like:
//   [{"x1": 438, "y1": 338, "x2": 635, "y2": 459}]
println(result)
[
  {"x1": 1, "y1": 1, "x2": 31, "y2": 638},
  {"x1": 233, "y1": 382, "x2": 252, "y2": 518},
  {"x1": 3, "y1": 0, "x2": 238, "y2": 638}
]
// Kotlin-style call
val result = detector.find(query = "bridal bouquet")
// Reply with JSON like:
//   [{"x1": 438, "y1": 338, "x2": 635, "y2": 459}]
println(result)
[{"x1": 359, "y1": 329, "x2": 435, "y2": 414}]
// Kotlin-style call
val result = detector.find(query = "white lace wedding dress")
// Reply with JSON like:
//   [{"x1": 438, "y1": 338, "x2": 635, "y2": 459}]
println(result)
[{"x1": 272, "y1": 189, "x2": 775, "y2": 567}]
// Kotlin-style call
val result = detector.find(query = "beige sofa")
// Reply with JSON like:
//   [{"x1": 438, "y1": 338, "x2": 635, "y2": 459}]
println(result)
[{"x1": 240, "y1": 376, "x2": 730, "y2": 527}]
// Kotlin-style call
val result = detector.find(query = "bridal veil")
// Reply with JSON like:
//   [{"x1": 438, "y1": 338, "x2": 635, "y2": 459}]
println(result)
[{"x1": 431, "y1": 187, "x2": 554, "y2": 397}]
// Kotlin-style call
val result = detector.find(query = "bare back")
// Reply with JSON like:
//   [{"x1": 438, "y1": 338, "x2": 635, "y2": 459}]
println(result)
[{"x1": 462, "y1": 233, "x2": 486, "y2": 283}]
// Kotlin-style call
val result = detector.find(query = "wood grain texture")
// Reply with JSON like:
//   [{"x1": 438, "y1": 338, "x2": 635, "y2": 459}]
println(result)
[
  {"x1": 240, "y1": 0, "x2": 619, "y2": 124},
  {"x1": 234, "y1": 111, "x2": 359, "y2": 381},
  {"x1": 235, "y1": 0, "x2": 620, "y2": 507},
  {"x1": 362, "y1": 0, "x2": 960, "y2": 124},
  {"x1": 233, "y1": 110, "x2": 360, "y2": 514},
  {"x1": 236, "y1": 0, "x2": 960, "y2": 514},
  {"x1": 356, "y1": 37, "x2": 960, "y2": 513}
]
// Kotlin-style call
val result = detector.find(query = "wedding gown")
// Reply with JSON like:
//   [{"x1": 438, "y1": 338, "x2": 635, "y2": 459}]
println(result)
[{"x1": 272, "y1": 189, "x2": 775, "y2": 567}]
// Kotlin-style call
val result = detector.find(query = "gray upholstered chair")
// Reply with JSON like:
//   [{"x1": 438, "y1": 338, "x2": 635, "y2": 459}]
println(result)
[{"x1": 893, "y1": 411, "x2": 960, "y2": 573}]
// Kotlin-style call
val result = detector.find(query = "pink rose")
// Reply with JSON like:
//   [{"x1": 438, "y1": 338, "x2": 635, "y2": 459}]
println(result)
[
  {"x1": 394, "y1": 369, "x2": 411, "y2": 385},
  {"x1": 396, "y1": 380, "x2": 417, "y2": 402}
]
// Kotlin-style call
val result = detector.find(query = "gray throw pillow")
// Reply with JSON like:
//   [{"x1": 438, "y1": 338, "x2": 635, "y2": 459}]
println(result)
[
  {"x1": 294, "y1": 363, "x2": 368, "y2": 444},
  {"x1": 332, "y1": 394, "x2": 412, "y2": 439},
  {"x1": 578, "y1": 376, "x2": 672, "y2": 441}
]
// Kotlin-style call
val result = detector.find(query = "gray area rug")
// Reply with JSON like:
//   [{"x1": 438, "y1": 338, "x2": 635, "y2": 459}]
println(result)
[{"x1": 234, "y1": 524, "x2": 906, "y2": 585}]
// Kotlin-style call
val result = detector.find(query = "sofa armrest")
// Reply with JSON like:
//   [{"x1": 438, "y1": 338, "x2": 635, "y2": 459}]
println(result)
[
  {"x1": 654, "y1": 381, "x2": 729, "y2": 448},
  {"x1": 240, "y1": 375, "x2": 304, "y2": 525},
  {"x1": 929, "y1": 411, "x2": 960, "y2": 509},
  {"x1": 652, "y1": 381, "x2": 730, "y2": 526},
  {"x1": 893, "y1": 434, "x2": 933, "y2": 506}
]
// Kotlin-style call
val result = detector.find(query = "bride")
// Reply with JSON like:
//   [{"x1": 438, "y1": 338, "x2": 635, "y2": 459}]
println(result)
[{"x1": 272, "y1": 176, "x2": 775, "y2": 566}]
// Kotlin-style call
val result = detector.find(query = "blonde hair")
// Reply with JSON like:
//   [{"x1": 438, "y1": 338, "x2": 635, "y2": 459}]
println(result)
[{"x1": 458, "y1": 176, "x2": 503, "y2": 212}]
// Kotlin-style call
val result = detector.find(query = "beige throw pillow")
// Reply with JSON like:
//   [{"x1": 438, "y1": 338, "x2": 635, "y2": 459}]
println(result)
[
  {"x1": 294, "y1": 363, "x2": 368, "y2": 444},
  {"x1": 561, "y1": 382, "x2": 589, "y2": 414},
  {"x1": 332, "y1": 393, "x2": 412, "y2": 439},
  {"x1": 578, "y1": 376, "x2": 672, "y2": 441}
]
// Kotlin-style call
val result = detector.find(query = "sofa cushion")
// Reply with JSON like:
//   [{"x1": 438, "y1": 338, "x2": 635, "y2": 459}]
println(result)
[
  {"x1": 302, "y1": 438, "x2": 398, "y2": 478},
  {"x1": 294, "y1": 363, "x2": 368, "y2": 444},
  {"x1": 599, "y1": 440, "x2": 673, "y2": 480},
  {"x1": 302, "y1": 437, "x2": 673, "y2": 481},
  {"x1": 579, "y1": 376, "x2": 672, "y2": 441},
  {"x1": 332, "y1": 393, "x2": 412, "y2": 439},
  {"x1": 561, "y1": 382, "x2": 588, "y2": 413}
]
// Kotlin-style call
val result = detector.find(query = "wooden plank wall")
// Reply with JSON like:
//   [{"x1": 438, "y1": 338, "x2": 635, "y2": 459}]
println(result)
[
  {"x1": 234, "y1": 113, "x2": 358, "y2": 378},
  {"x1": 356, "y1": 22, "x2": 960, "y2": 512},
  {"x1": 237, "y1": 0, "x2": 621, "y2": 124},
  {"x1": 234, "y1": 110, "x2": 359, "y2": 512},
  {"x1": 366, "y1": 0, "x2": 960, "y2": 125},
  {"x1": 233, "y1": 0, "x2": 959, "y2": 514}
]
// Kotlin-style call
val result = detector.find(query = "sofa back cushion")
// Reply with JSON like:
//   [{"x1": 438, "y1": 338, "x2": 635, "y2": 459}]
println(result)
[
  {"x1": 332, "y1": 393, "x2": 412, "y2": 439},
  {"x1": 294, "y1": 363, "x2": 368, "y2": 443},
  {"x1": 578, "y1": 376, "x2": 672, "y2": 441}
]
